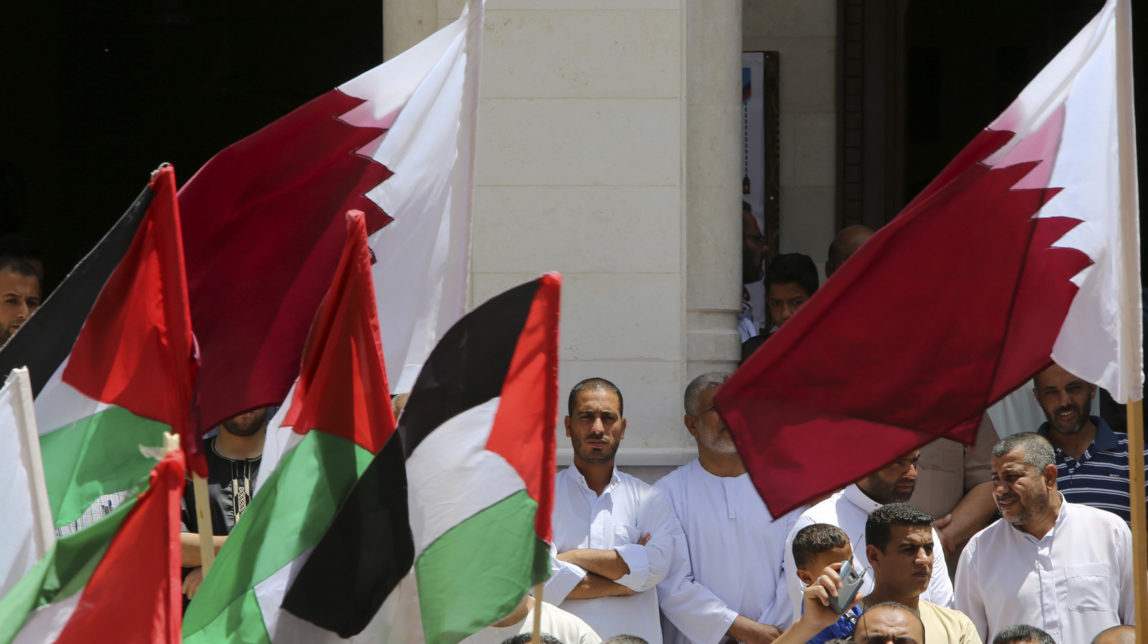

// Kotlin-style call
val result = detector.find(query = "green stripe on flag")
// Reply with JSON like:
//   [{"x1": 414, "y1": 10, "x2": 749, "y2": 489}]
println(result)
[
  {"x1": 0, "y1": 486, "x2": 140, "y2": 644},
  {"x1": 183, "y1": 430, "x2": 374, "y2": 641},
  {"x1": 414, "y1": 490, "x2": 551, "y2": 644},
  {"x1": 182, "y1": 590, "x2": 271, "y2": 644},
  {"x1": 40, "y1": 406, "x2": 167, "y2": 527}
]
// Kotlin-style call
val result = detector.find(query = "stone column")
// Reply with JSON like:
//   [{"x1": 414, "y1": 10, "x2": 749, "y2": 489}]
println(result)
[{"x1": 685, "y1": 0, "x2": 743, "y2": 379}]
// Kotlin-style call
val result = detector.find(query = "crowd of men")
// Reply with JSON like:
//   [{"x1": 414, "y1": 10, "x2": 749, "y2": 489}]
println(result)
[{"x1": 515, "y1": 367, "x2": 1139, "y2": 644}]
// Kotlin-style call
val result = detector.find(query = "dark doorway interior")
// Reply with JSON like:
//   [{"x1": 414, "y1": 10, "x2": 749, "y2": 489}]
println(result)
[{"x1": 1, "y1": 1, "x2": 381, "y2": 293}]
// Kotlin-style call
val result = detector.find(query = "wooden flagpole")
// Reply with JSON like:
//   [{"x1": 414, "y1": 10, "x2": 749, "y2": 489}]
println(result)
[
  {"x1": 532, "y1": 583, "x2": 543, "y2": 644},
  {"x1": 1128, "y1": 402, "x2": 1147, "y2": 631},
  {"x1": 1115, "y1": 0, "x2": 1146, "y2": 636},
  {"x1": 11, "y1": 367, "x2": 55, "y2": 554},
  {"x1": 192, "y1": 473, "x2": 216, "y2": 574}
]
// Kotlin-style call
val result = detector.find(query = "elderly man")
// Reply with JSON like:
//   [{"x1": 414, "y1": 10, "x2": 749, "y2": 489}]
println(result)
[
  {"x1": 861, "y1": 503, "x2": 978, "y2": 643},
  {"x1": 992, "y1": 625, "x2": 1055, "y2": 644},
  {"x1": 955, "y1": 433, "x2": 1134, "y2": 643},
  {"x1": 546, "y1": 378, "x2": 675, "y2": 643},
  {"x1": 785, "y1": 451, "x2": 954, "y2": 618},
  {"x1": 656, "y1": 372, "x2": 795, "y2": 643},
  {"x1": 1032, "y1": 361, "x2": 1147, "y2": 524},
  {"x1": 850, "y1": 603, "x2": 926, "y2": 644}
]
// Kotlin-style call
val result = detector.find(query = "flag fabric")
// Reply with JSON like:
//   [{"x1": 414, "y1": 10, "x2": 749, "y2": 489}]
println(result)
[
  {"x1": 280, "y1": 272, "x2": 559, "y2": 644},
  {"x1": 0, "y1": 165, "x2": 200, "y2": 526},
  {"x1": 0, "y1": 367, "x2": 54, "y2": 598},
  {"x1": 182, "y1": 211, "x2": 397, "y2": 644},
  {"x1": 0, "y1": 447, "x2": 185, "y2": 643},
  {"x1": 178, "y1": 0, "x2": 483, "y2": 435},
  {"x1": 716, "y1": 0, "x2": 1141, "y2": 516}
]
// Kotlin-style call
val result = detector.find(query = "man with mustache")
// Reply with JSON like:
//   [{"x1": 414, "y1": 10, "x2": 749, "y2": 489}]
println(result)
[
  {"x1": 655, "y1": 372, "x2": 797, "y2": 643},
  {"x1": 954, "y1": 432, "x2": 1133, "y2": 643},
  {"x1": 1032, "y1": 361, "x2": 1147, "y2": 524},
  {"x1": 861, "y1": 503, "x2": 978, "y2": 643},
  {"x1": 547, "y1": 378, "x2": 676, "y2": 643},
  {"x1": 0, "y1": 256, "x2": 41, "y2": 347},
  {"x1": 784, "y1": 450, "x2": 955, "y2": 620}
]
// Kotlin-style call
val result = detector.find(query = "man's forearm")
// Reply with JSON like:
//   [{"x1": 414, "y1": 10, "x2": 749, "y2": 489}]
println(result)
[
  {"x1": 180, "y1": 532, "x2": 227, "y2": 567},
  {"x1": 564, "y1": 572, "x2": 636, "y2": 600},
  {"x1": 556, "y1": 548, "x2": 631, "y2": 581},
  {"x1": 940, "y1": 481, "x2": 995, "y2": 551},
  {"x1": 726, "y1": 614, "x2": 782, "y2": 644}
]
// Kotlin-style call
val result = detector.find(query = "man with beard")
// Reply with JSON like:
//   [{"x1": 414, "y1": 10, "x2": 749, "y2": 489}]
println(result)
[
  {"x1": 1032, "y1": 361, "x2": 1146, "y2": 524},
  {"x1": 656, "y1": 372, "x2": 796, "y2": 643},
  {"x1": 547, "y1": 378, "x2": 676, "y2": 643},
  {"x1": 784, "y1": 450, "x2": 954, "y2": 619},
  {"x1": 955, "y1": 433, "x2": 1133, "y2": 643},
  {"x1": 179, "y1": 406, "x2": 272, "y2": 601}
]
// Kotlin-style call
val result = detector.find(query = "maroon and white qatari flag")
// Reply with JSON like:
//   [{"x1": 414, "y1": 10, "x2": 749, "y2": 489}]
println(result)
[
  {"x1": 717, "y1": 0, "x2": 1142, "y2": 515},
  {"x1": 178, "y1": 0, "x2": 483, "y2": 434}
]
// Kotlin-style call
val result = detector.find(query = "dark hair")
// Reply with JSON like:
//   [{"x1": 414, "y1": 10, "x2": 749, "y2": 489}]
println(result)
[
  {"x1": 0, "y1": 256, "x2": 39, "y2": 280},
  {"x1": 858, "y1": 602, "x2": 924, "y2": 642},
  {"x1": 601, "y1": 637, "x2": 648, "y2": 644},
  {"x1": 992, "y1": 624, "x2": 1056, "y2": 644},
  {"x1": 567, "y1": 377, "x2": 623, "y2": 417},
  {"x1": 501, "y1": 635, "x2": 563, "y2": 644},
  {"x1": 865, "y1": 503, "x2": 934, "y2": 552},
  {"x1": 792, "y1": 523, "x2": 849, "y2": 570},
  {"x1": 764, "y1": 253, "x2": 818, "y2": 298}
]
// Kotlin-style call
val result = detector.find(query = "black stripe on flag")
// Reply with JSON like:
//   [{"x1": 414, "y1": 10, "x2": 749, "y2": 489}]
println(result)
[
  {"x1": 0, "y1": 182, "x2": 152, "y2": 394},
  {"x1": 280, "y1": 277, "x2": 543, "y2": 636},
  {"x1": 280, "y1": 432, "x2": 413, "y2": 638},
  {"x1": 396, "y1": 278, "x2": 540, "y2": 458}
]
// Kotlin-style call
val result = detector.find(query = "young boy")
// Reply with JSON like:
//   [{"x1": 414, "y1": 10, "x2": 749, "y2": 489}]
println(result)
[{"x1": 791, "y1": 523, "x2": 861, "y2": 644}]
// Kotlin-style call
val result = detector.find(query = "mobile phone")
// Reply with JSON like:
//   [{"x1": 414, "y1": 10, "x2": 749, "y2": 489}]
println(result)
[{"x1": 827, "y1": 559, "x2": 864, "y2": 614}]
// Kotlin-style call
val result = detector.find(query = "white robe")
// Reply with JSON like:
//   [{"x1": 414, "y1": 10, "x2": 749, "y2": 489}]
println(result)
[
  {"x1": 546, "y1": 466, "x2": 675, "y2": 644},
  {"x1": 655, "y1": 460, "x2": 799, "y2": 644}
]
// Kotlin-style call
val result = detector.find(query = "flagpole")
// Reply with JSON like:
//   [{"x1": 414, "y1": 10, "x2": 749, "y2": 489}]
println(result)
[
  {"x1": 11, "y1": 367, "x2": 54, "y2": 554},
  {"x1": 192, "y1": 473, "x2": 216, "y2": 575},
  {"x1": 1115, "y1": 0, "x2": 1147, "y2": 635},
  {"x1": 532, "y1": 583, "x2": 542, "y2": 644}
]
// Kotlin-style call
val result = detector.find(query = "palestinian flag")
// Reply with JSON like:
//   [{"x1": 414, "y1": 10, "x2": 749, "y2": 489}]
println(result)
[
  {"x1": 0, "y1": 165, "x2": 200, "y2": 527},
  {"x1": 281, "y1": 273, "x2": 560, "y2": 644},
  {"x1": 182, "y1": 211, "x2": 397, "y2": 643},
  {"x1": 0, "y1": 447, "x2": 186, "y2": 643}
]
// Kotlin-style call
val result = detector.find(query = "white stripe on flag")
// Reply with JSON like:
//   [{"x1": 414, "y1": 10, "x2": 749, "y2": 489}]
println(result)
[
  {"x1": 11, "y1": 592, "x2": 80, "y2": 644},
  {"x1": 0, "y1": 368, "x2": 54, "y2": 597},
  {"x1": 33, "y1": 359, "x2": 114, "y2": 436},
  {"x1": 405, "y1": 397, "x2": 525, "y2": 557}
]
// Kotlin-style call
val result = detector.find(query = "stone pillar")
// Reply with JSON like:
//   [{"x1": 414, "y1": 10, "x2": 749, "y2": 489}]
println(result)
[{"x1": 684, "y1": 0, "x2": 743, "y2": 379}]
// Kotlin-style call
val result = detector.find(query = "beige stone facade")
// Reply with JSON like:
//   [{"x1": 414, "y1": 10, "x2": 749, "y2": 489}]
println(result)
[{"x1": 384, "y1": 0, "x2": 837, "y2": 472}]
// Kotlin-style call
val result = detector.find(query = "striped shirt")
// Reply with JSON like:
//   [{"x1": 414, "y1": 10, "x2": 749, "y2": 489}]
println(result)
[{"x1": 1037, "y1": 416, "x2": 1148, "y2": 525}]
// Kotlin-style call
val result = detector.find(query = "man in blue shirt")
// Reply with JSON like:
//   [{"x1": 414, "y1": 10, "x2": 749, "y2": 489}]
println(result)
[{"x1": 1033, "y1": 362, "x2": 1148, "y2": 524}]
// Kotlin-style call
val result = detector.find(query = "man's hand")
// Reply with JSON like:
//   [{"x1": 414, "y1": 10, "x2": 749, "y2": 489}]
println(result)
[
  {"x1": 183, "y1": 567, "x2": 205, "y2": 600},
  {"x1": 564, "y1": 572, "x2": 636, "y2": 600},
  {"x1": 799, "y1": 563, "x2": 861, "y2": 632},
  {"x1": 725, "y1": 615, "x2": 783, "y2": 644}
]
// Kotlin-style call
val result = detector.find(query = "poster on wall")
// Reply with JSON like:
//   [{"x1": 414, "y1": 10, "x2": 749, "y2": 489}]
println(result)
[{"x1": 741, "y1": 51, "x2": 780, "y2": 341}]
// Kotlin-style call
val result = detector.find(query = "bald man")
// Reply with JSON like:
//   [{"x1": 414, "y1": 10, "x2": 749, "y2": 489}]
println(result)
[
  {"x1": 1092, "y1": 625, "x2": 1135, "y2": 644},
  {"x1": 852, "y1": 603, "x2": 925, "y2": 644},
  {"x1": 825, "y1": 225, "x2": 873, "y2": 277}
]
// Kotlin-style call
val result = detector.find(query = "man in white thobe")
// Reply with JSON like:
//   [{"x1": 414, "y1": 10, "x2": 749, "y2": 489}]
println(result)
[
  {"x1": 783, "y1": 450, "x2": 954, "y2": 618},
  {"x1": 546, "y1": 377, "x2": 675, "y2": 644},
  {"x1": 656, "y1": 372, "x2": 797, "y2": 644},
  {"x1": 955, "y1": 432, "x2": 1134, "y2": 643}
]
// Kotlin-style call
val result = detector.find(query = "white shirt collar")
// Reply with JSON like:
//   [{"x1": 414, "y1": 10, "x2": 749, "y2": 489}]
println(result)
[{"x1": 843, "y1": 483, "x2": 883, "y2": 514}]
